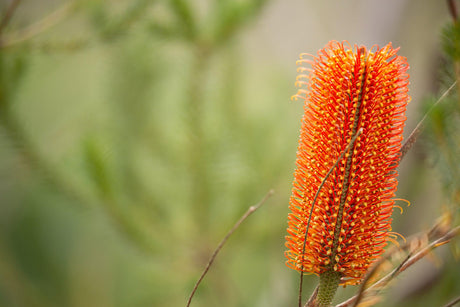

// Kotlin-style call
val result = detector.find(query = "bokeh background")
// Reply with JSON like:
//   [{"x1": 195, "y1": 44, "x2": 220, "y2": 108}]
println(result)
[{"x1": 1, "y1": 0, "x2": 459, "y2": 306}]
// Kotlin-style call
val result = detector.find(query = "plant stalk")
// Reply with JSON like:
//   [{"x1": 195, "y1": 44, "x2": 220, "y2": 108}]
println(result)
[{"x1": 317, "y1": 270, "x2": 341, "y2": 307}]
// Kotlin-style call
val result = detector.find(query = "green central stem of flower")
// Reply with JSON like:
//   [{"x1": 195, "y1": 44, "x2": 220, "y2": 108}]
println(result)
[
  {"x1": 331, "y1": 55, "x2": 367, "y2": 265},
  {"x1": 318, "y1": 53, "x2": 368, "y2": 307},
  {"x1": 317, "y1": 270, "x2": 341, "y2": 306}
]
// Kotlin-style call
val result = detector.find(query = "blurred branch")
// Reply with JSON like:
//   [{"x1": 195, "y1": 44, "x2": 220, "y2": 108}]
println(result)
[
  {"x1": 186, "y1": 44, "x2": 213, "y2": 229},
  {"x1": 304, "y1": 285, "x2": 319, "y2": 307},
  {"x1": 212, "y1": 0, "x2": 269, "y2": 47},
  {"x1": 0, "y1": 0, "x2": 21, "y2": 34},
  {"x1": 350, "y1": 250, "x2": 412, "y2": 307},
  {"x1": 336, "y1": 225, "x2": 460, "y2": 307},
  {"x1": 149, "y1": 0, "x2": 269, "y2": 48},
  {"x1": 24, "y1": 38, "x2": 91, "y2": 52},
  {"x1": 168, "y1": 0, "x2": 196, "y2": 41},
  {"x1": 186, "y1": 189, "x2": 274, "y2": 307},
  {"x1": 148, "y1": 20, "x2": 176, "y2": 38},
  {"x1": 0, "y1": 1, "x2": 76, "y2": 49},
  {"x1": 0, "y1": 237, "x2": 52, "y2": 306},
  {"x1": 0, "y1": 114, "x2": 160, "y2": 253},
  {"x1": 112, "y1": 0, "x2": 151, "y2": 31},
  {"x1": 94, "y1": 0, "x2": 153, "y2": 41},
  {"x1": 0, "y1": 111, "x2": 91, "y2": 208},
  {"x1": 1, "y1": 0, "x2": 155, "y2": 51},
  {"x1": 444, "y1": 295, "x2": 460, "y2": 307},
  {"x1": 448, "y1": 0, "x2": 458, "y2": 21},
  {"x1": 399, "y1": 81, "x2": 457, "y2": 161}
]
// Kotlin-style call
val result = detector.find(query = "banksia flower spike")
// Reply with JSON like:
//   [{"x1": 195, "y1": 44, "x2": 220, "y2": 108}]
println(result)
[{"x1": 285, "y1": 41, "x2": 410, "y2": 305}]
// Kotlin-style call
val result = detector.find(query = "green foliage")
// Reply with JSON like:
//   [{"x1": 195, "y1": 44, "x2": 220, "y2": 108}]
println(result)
[
  {"x1": 0, "y1": 50, "x2": 27, "y2": 114},
  {"x1": 0, "y1": 1, "x2": 300, "y2": 306},
  {"x1": 442, "y1": 21, "x2": 460, "y2": 61},
  {"x1": 421, "y1": 19, "x2": 460, "y2": 274},
  {"x1": 85, "y1": 0, "x2": 151, "y2": 41},
  {"x1": 424, "y1": 21, "x2": 460, "y2": 224},
  {"x1": 168, "y1": 0, "x2": 197, "y2": 41},
  {"x1": 212, "y1": 0, "x2": 269, "y2": 46}
]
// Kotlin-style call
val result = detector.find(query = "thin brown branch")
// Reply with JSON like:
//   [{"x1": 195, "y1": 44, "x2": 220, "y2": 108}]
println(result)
[
  {"x1": 394, "y1": 226, "x2": 458, "y2": 277},
  {"x1": 304, "y1": 285, "x2": 319, "y2": 307},
  {"x1": 298, "y1": 128, "x2": 363, "y2": 307},
  {"x1": 444, "y1": 295, "x2": 460, "y2": 307},
  {"x1": 336, "y1": 226, "x2": 460, "y2": 307},
  {"x1": 399, "y1": 81, "x2": 457, "y2": 161},
  {"x1": 0, "y1": 1, "x2": 75, "y2": 48},
  {"x1": 0, "y1": 0, "x2": 21, "y2": 34},
  {"x1": 448, "y1": 0, "x2": 458, "y2": 22},
  {"x1": 351, "y1": 250, "x2": 412, "y2": 307},
  {"x1": 185, "y1": 189, "x2": 274, "y2": 307}
]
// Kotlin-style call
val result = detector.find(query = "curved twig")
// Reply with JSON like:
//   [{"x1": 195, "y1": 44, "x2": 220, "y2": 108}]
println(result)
[
  {"x1": 351, "y1": 250, "x2": 412, "y2": 307},
  {"x1": 299, "y1": 129, "x2": 363, "y2": 307},
  {"x1": 399, "y1": 81, "x2": 457, "y2": 161},
  {"x1": 186, "y1": 189, "x2": 274, "y2": 307},
  {"x1": 304, "y1": 285, "x2": 319, "y2": 307},
  {"x1": 1, "y1": 1, "x2": 75, "y2": 48},
  {"x1": 444, "y1": 295, "x2": 460, "y2": 307},
  {"x1": 448, "y1": 0, "x2": 458, "y2": 21},
  {"x1": 336, "y1": 226, "x2": 460, "y2": 307},
  {"x1": 0, "y1": 0, "x2": 21, "y2": 34}
]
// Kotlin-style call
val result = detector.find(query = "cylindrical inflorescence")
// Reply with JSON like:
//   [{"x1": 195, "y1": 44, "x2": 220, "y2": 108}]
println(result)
[{"x1": 285, "y1": 41, "x2": 410, "y2": 286}]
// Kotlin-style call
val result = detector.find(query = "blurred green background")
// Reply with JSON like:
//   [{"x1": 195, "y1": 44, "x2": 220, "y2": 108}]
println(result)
[{"x1": 1, "y1": 0, "x2": 459, "y2": 306}]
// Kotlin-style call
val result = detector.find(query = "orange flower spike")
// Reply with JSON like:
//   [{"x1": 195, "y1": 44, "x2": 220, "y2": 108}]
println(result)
[{"x1": 285, "y1": 41, "x2": 409, "y2": 305}]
